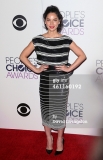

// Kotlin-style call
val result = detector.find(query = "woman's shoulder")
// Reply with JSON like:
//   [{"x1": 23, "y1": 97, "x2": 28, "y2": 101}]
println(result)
[
  {"x1": 32, "y1": 35, "x2": 41, "y2": 40},
  {"x1": 32, "y1": 35, "x2": 43, "y2": 44}
]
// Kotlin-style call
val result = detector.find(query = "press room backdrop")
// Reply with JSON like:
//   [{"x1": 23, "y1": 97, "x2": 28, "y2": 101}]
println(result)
[{"x1": 0, "y1": 0, "x2": 103, "y2": 136}]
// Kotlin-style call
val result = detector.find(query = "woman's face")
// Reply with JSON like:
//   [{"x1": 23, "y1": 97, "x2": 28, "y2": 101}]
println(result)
[{"x1": 45, "y1": 12, "x2": 60, "y2": 32}]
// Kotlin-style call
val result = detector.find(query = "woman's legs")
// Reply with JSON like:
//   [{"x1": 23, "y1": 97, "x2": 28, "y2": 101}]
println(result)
[
  {"x1": 44, "y1": 125, "x2": 65, "y2": 151},
  {"x1": 44, "y1": 125, "x2": 53, "y2": 150},
  {"x1": 56, "y1": 127, "x2": 65, "y2": 151},
  {"x1": 44, "y1": 126, "x2": 65, "y2": 151}
]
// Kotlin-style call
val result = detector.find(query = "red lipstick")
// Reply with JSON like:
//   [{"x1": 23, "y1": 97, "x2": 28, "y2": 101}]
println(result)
[{"x1": 49, "y1": 26, "x2": 55, "y2": 29}]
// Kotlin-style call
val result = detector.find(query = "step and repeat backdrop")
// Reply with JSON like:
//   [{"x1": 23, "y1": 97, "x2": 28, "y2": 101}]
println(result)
[{"x1": 0, "y1": 0, "x2": 103, "y2": 135}]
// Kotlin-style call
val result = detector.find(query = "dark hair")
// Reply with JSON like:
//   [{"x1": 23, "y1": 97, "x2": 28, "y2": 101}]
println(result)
[{"x1": 43, "y1": 5, "x2": 63, "y2": 32}]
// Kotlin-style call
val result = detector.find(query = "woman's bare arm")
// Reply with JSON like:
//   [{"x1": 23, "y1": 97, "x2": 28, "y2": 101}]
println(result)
[
  {"x1": 19, "y1": 41, "x2": 38, "y2": 72},
  {"x1": 68, "y1": 41, "x2": 87, "y2": 72},
  {"x1": 55, "y1": 41, "x2": 87, "y2": 72},
  {"x1": 19, "y1": 41, "x2": 48, "y2": 73}
]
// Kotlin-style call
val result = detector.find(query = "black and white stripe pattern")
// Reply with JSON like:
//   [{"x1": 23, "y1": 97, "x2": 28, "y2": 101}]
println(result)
[
  {"x1": 40, "y1": 70, "x2": 70, "y2": 130},
  {"x1": 32, "y1": 35, "x2": 73, "y2": 130},
  {"x1": 32, "y1": 35, "x2": 73, "y2": 66},
  {"x1": 36, "y1": 51, "x2": 68, "y2": 57},
  {"x1": 35, "y1": 59, "x2": 68, "y2": 66}
]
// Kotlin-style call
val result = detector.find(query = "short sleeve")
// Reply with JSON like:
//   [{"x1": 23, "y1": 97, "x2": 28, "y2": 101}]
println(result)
[
  {"x1": 69, "y1": 37, "x2": 73, "y2": 44},
  {"x1": 32, "y1": 36, "x2": 38, "y2": 47},
  {"x1": 66, "y1": 36, "x2": 73, "y2": 45}
]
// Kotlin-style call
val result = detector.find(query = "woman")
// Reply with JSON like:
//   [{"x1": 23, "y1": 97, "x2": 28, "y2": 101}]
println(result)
[{"x1": 19, "y1": 5, "x2": 86, "y2": 155}]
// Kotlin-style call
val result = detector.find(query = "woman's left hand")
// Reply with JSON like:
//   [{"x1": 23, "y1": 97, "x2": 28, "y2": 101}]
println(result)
[{"x1": 55, "y1": 65, "x2": 70, "y2": 72}]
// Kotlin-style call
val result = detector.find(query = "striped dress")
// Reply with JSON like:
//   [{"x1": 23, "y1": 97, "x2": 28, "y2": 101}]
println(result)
[{"x1": 32, "y1": 35, "x2": 73, "y2": 130}]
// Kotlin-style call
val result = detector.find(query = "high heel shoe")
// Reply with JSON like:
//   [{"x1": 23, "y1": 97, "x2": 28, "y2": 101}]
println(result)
[
  {"x1": 46, "y1": 135, "x2": 53, "y2": 154},
  {"x1": 46, "y1": 149, "x2": 53, "y2": 154},
  {"x1": 54, "y1": 138, "x2": 64, "y2": 155}
]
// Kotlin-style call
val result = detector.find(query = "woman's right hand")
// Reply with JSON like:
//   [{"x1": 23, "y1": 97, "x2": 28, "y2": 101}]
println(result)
[{"x1": 35, "y1": 64, "x2": 49, "y2": 73}]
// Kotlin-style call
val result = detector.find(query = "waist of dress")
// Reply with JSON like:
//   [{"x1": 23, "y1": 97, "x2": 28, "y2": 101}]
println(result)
[
  {"x1": 40, "y1": 63, "x2": 72, "y2": 75},
  {"x1": 47, "y1": 63, "x2": 71, "y2": 70}
]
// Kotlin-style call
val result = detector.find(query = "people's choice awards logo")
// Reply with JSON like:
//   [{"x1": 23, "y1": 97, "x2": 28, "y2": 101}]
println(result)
[
  {"x1": 17, "y1": 103, "x2": 31, "y2": 117},
  {"x1": 12, "y1": 15, "x2": 27, "y2": 31},
  {"x1": 66, "y1": 103, "x2": 84, "y2": 121},
  {"x1": 5, "y1": 57, "x2": 38, "y2": 79},
  {"x1": 60, "y1": 11, "x2": 85, "y2": 35}
]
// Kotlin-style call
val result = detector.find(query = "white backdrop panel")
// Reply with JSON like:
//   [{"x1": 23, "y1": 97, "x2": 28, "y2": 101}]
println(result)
[{"x1": 0, "y1": 0, "x2": 103, "y2": 136}]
